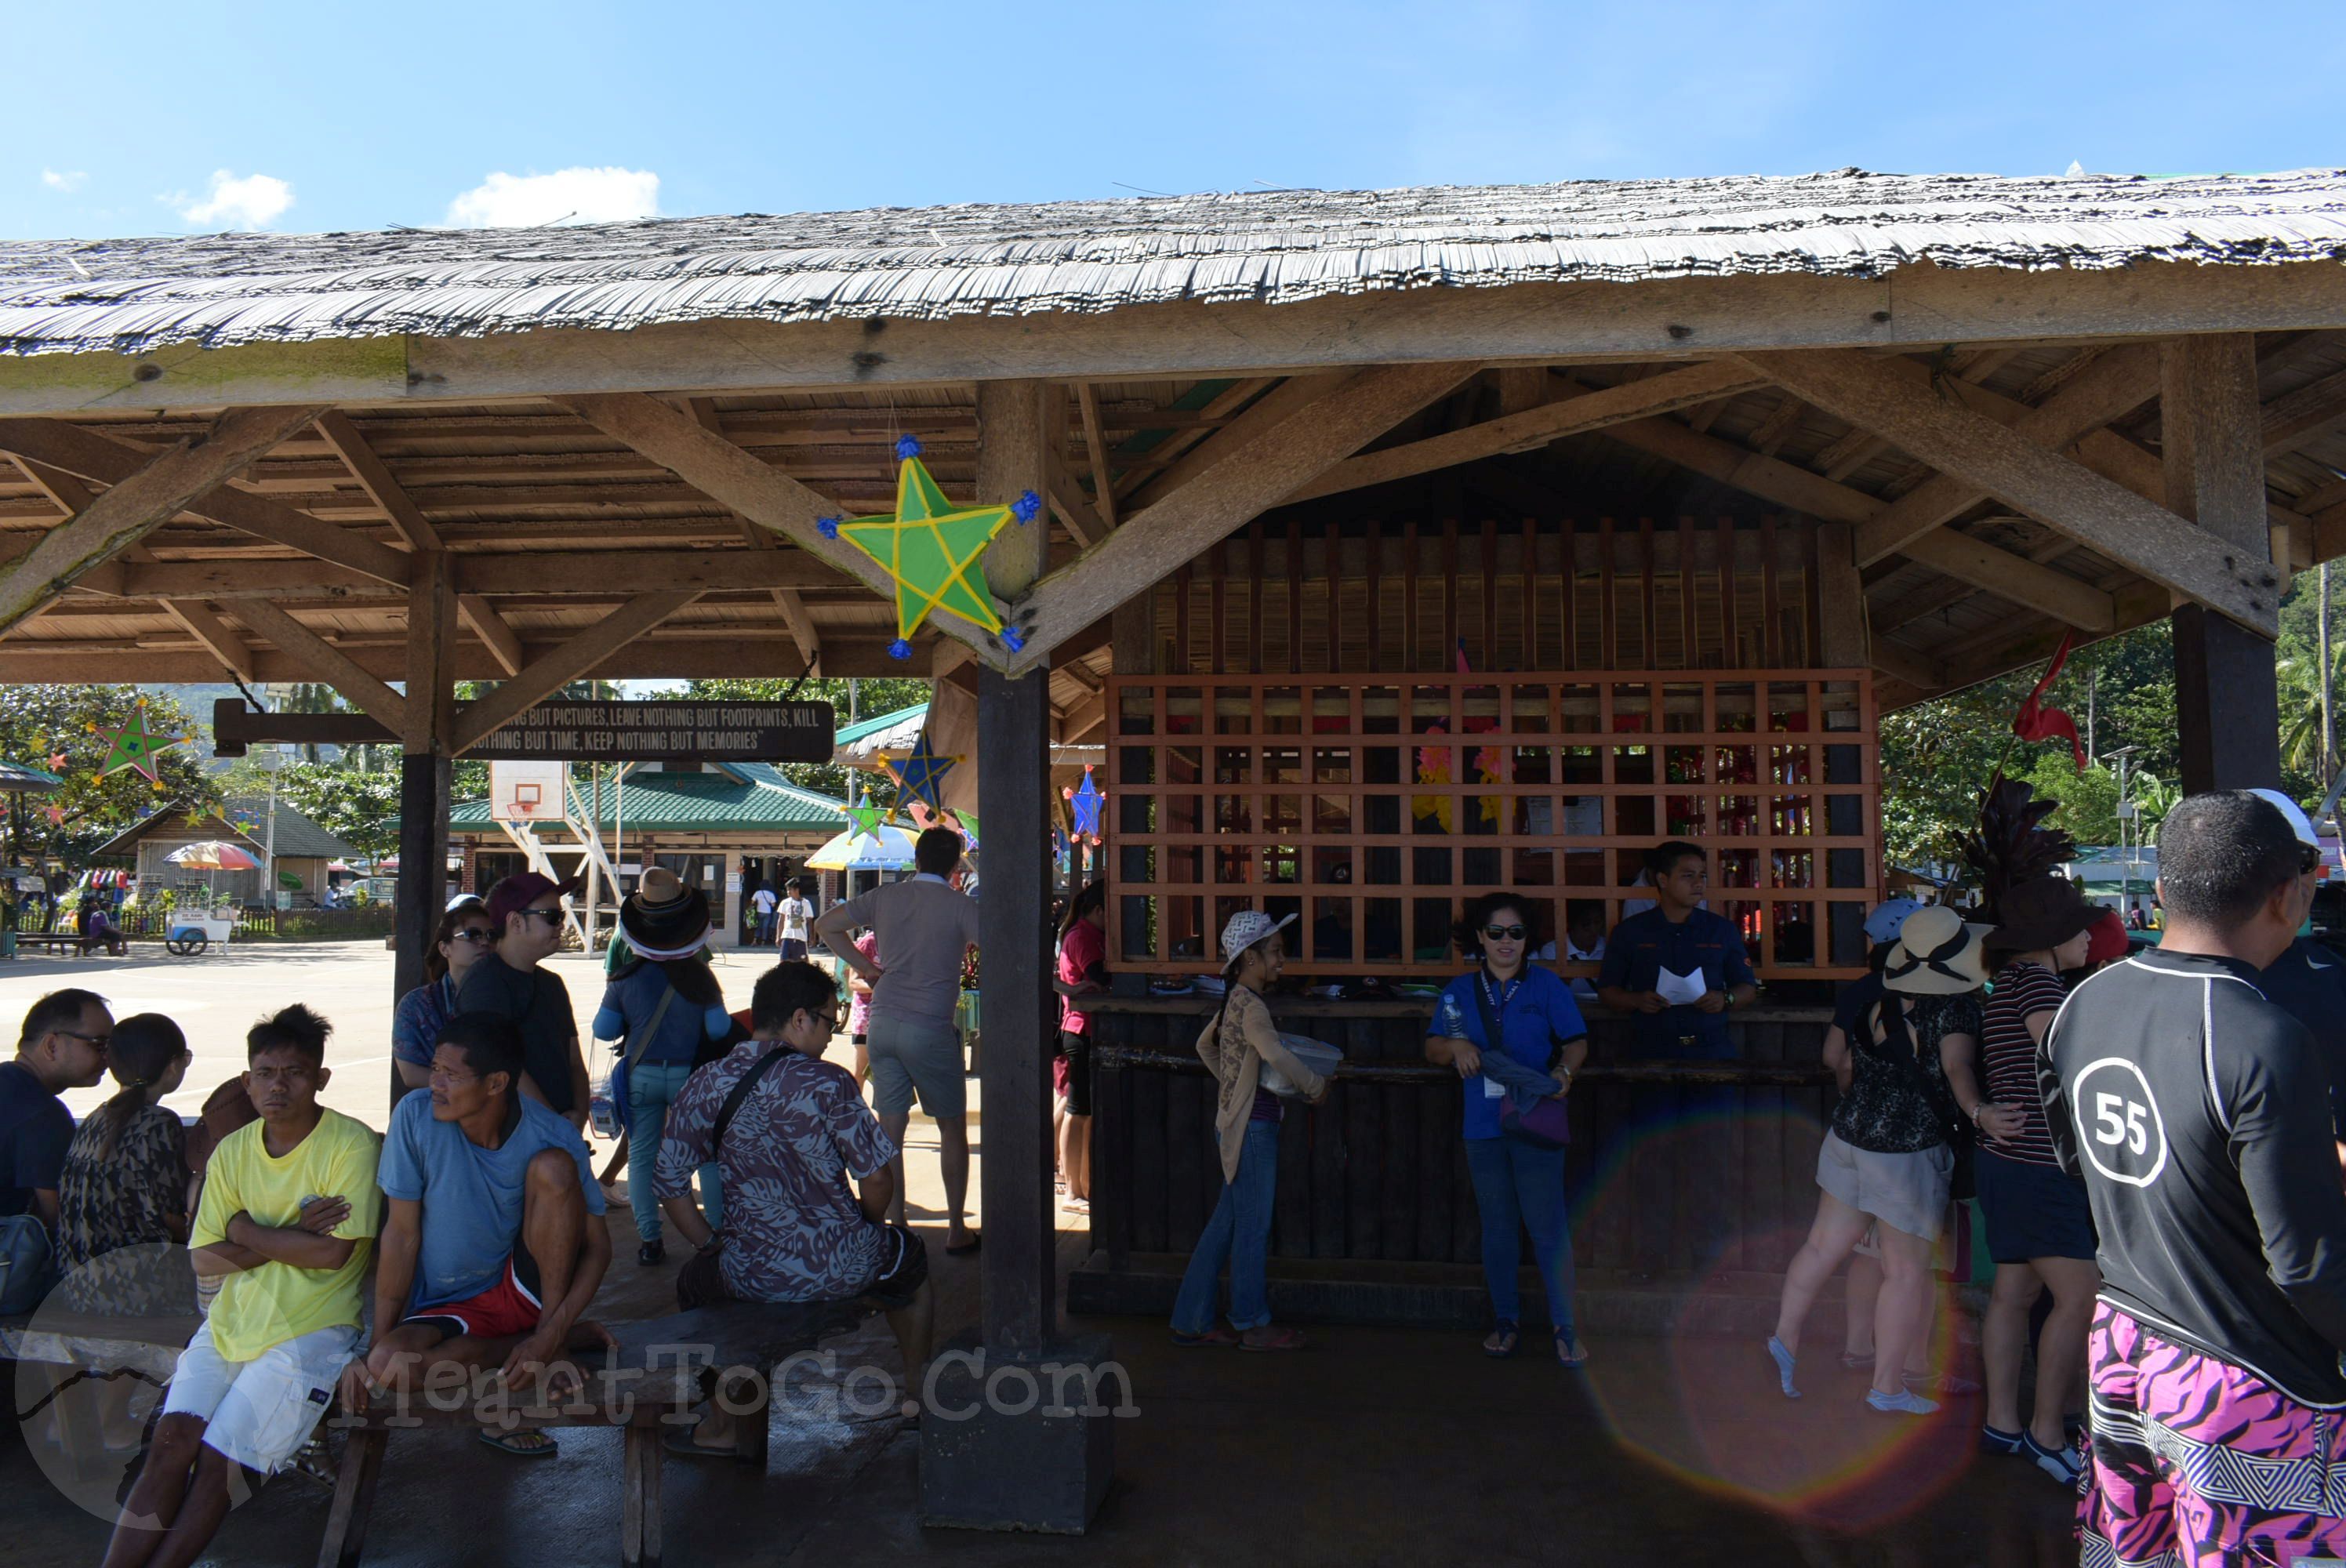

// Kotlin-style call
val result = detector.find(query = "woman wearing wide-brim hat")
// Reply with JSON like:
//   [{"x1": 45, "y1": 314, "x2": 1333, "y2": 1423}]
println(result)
[
  {"x1": 594, "y1": 869, "x2": 738, "y2": 1266},
  {"x1": 1769, "y1": 906, "x2": 1988, "y2": 1414},
  {"x1": 1949, "y1": 875, "x2": 2102, "y2": 1486},
  {"x1": 1169, "y1": 911, "x2": 1331, "y2": 1351}
]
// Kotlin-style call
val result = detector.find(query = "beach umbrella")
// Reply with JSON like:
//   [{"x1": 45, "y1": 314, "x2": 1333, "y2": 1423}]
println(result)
[{"x1": 802, "y1": 822, "x2": 919, "y2": 872}]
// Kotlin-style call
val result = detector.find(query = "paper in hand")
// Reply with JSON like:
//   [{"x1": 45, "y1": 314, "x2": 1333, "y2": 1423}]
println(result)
[{"x1": 1655, "y1": 965, "x2": 1709, "y2": 1007}]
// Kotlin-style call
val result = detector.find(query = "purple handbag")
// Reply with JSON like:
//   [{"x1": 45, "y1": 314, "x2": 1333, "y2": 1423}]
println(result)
[{"x1": 1471, "y1": 979, "x2": 1573, "y2": 1149}]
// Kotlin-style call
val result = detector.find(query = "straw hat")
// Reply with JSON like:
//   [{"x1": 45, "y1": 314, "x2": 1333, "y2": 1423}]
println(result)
[
  {"x1": 1883, "y1": 906, "x2": 1992, "y2": 994},
  {"x1": 1984, "y1": 876, "x2": 2099, "y2": 954},
  {"x1": 620, "y1": 867, "x2": 712, "y2": 960}
]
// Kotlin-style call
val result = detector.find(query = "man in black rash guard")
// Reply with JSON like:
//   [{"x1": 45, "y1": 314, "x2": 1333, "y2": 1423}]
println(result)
[{"x1": 2041, "y1": 790, "x2": 2346, "y2": 1566}]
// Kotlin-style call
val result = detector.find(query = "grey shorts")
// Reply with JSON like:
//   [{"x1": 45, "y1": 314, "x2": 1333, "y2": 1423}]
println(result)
[
  {"x1": 1816, "y1": 1131, "x2": 1952, "y2": 1242},
  {"x1": 866, "y1": 1015, "x2": 965, "y2": 1120}
]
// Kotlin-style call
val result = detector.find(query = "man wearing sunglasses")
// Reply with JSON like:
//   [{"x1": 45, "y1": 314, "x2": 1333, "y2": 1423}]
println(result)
[
  {"x1": 0, "y1": 988, "x2": 111, "y2": 1311},
  {"x1": 457, "y1": 874, "x2": 590, "y2": 1132}
]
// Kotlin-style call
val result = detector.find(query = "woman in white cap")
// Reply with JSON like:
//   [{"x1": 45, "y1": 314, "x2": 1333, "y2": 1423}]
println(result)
[
  {"x1": 1169, "y1": 910, "x2": 1331, "y2": 1350},
  {"x1": 593, "y1": 869, "x2": 736, "y2": 1266},
  {"x1": 1768, "y1": 905, "x2": 1987, "y2": 1414}
]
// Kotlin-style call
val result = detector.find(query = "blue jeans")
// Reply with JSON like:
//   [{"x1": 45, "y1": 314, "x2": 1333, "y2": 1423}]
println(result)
[
  {"x1": 629, "y1": 1061, "x2": 722, "y2": 1243},
  {"x1": 1171, "y1": 1122, "x2": 1280, "y2": 1334},
  {"x1": 1465, "y1": 1136, "x2": 1576, "y2": 1335}
]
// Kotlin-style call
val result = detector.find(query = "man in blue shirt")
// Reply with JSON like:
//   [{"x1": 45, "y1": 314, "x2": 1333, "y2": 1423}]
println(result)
[
  {"x1": 338, "y1": 1014, "x2": 613, "y2": 1455},
  {"x1": 1596, "y1": 841, "x2": 1758, "y2": 1058}
]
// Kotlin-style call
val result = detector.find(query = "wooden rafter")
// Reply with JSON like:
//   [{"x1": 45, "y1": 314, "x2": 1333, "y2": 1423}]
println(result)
[
  {"x1": 1075, "y1": 382, "x2": 1119, "y2": 530},
  {"x1": 231, "y1": 595, "x2": 410, "y2": 731},
  {"x1": 451, "y1": 590, "x2": 700, "y2": 753},
  {"x1": 314, "y1": 410, "x2": 441, "y2": 550},
  {"x1": 556, "y1": 392, "x2": 998, "y2": 661},
  {"x1": 0, "y1": 418, "x2": 411, "y2": 585},
  {"x1": 1008, "y1": 361, "x2": 1479, "y2": 672},
  {"x1": 1740, "y1": 347, "x2": 2279, "y2": 633},
  {"x1": 688, "y1": 397, "x2": 819, "y2": 667},
  {"x1": 1044, "y1": 456, "x2": 1109, "y2": 546},
  {"x1": 458, "y1": 593, "x2": 525, "y2": 677},
  {"x1": 0, "y1": 405, "x2": 324, "y2": 636},
  {"x1": 1113, "y1": 379, "x2": 1279, "y2": 503}
]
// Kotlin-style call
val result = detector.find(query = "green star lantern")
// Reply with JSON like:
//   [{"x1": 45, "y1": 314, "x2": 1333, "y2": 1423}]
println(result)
[
  {"x1": 91, "y1": 701, "x2": 191, "y2": 788},
  {"x1": 819, "y1": 437, "x2": 1039, "y2": 659}
]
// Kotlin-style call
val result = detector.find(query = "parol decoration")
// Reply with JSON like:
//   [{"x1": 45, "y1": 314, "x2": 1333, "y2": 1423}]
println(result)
[
  {"x1": 91, "y1": 700, "x2": 191, "y2": 786},
  {"x1": 828, "y1": 436, "x2": 1030, "y2": 660},
  {"x1": 1064, "y1": 766, "x2": 1105, "y2": 844},
  {"x1": 880, "y1": 731, "x2": 959, "y2": 825},
  {"x1": 845, "y1": 796, "x2": 888, "y2": 840}
]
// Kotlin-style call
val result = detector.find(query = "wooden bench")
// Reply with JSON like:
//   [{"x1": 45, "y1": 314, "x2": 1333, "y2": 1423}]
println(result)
[
  {"x1": 26, "y1": 929, "x2": 125, "y2": 956},
  {"x1": 317, "y1": 1298, "x2": 874, "y2": 1568},
  {"x1": 2, "y1": 1306, "x2": 203, "y2": 1491}
]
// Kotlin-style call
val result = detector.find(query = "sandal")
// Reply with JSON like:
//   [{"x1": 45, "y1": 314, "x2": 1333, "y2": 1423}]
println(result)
[
  {"x1": 1170, "y1": 1326, "x2": 1240, "y2": 1348},
  {"x1": 1061, "y1": 1196, "x2": 1091, "y2": 1216},
  {"x1": 1240, "y1": 1325, "x2": 1307, "y2": 1352},
  {"x1": 662, "y1": 1425, "x2": 739, "y2": 1460},
  {"x1": 1555, "y1": 1330, "x2": 1589, "y2": 1369},
  {"x1": 479, "y1": 1428, "x2": 560, "y2": 1458},
  {"x1": 1483, "y1": 1320, "x2": 1520, "y2": 1359}
]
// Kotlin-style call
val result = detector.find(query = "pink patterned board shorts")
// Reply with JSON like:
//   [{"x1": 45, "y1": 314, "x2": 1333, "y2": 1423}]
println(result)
[{"x1": 2083, "y1": 1304, "x2": 2346, "y2": 1567}]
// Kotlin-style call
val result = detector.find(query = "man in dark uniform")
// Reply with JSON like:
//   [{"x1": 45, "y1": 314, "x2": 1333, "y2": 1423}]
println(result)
[{"x1": 1596, "y1": 840, "x2": 1758, "y2": 1058}]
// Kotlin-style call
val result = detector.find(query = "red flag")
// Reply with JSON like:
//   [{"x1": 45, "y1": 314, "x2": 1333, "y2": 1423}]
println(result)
[{"x1": 2012, "y1": 633, "x2": 2088, "y2": 771}]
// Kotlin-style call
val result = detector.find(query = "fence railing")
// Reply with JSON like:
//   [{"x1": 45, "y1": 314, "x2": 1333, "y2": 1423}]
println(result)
[{"x1": 13, "y1": 904, "x2": 397, "y2": 942}]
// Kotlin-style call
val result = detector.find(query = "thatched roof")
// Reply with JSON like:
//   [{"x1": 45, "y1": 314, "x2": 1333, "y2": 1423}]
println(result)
[{"x1": 4, "y1": 168, "x2": 2344, "y2": 357}]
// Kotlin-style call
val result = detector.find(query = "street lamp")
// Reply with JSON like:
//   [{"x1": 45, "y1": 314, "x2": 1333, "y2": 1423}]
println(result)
[
  {"x1": 252, "y1": 747, "x2": 286, "y2": 909},
  {"x1": 2100, "y1": 745, "x2": 2141, "y2": 920}
]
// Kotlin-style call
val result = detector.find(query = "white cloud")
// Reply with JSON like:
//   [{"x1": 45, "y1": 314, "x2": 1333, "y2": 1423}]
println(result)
[
  {"x1": 445, "y1": 166, "x2": 659, "y2": 228},
  {"x1": 168, "y1": 169, "x2": 294, "y2": 230},
  {"x1": 40, "y1": 169, "x2": 85, "y2": 193}
]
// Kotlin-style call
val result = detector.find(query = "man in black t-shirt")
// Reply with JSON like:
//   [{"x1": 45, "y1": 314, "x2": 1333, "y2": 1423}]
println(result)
[
  {"x1": 458, "y1": 874, "x2": 587, "y2": 1129},
  {"x1": 2043, "y1": 792, "x2": 2346, "y2": 1566}
]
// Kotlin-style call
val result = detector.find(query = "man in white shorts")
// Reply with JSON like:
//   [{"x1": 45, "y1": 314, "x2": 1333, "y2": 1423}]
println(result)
[{"x1": 103, "y1": 1005, "x2": 380, "y2": 1568}]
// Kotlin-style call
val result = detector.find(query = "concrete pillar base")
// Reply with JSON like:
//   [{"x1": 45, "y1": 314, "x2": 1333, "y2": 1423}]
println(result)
[{"x1": 917, "y1": 1330, "x2": 1119, "y2": 1534}]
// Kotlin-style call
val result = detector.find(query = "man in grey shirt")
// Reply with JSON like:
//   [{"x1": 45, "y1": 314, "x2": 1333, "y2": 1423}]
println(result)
[{"x1": 815, "y1": 828, "x2": 982, "y2": 1253}]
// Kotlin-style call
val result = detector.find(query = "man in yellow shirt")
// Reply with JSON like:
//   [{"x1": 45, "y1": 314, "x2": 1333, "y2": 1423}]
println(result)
[{"x1": 102, "y1": 1005, "x2": 379, "y2": 1568}]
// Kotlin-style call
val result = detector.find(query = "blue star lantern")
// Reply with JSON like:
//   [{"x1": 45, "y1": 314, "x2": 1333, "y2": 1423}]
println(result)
[
  {"x1": 881, "y1": 730, "x2": 960, "y2": 826},
  {"x1": 1064, "y1": 765, "x2": 1106, "y2": 844}
]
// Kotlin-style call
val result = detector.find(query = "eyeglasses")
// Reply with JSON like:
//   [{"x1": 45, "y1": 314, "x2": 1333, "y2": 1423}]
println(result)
[
  {"x1": 452, "y1": 928, "x2": 497, "y2": 945},
  {"x1": 518, "y1": 906, "x2": 563, "y2": 924},
  {"x1": 2301, "y1": 844, "x2": 2324, "y2": 875},
  {"x1": 1482, "y1": 924, "x2": 1528, "y2": 942},
  {"x1": 56, "y1": 1029, "x2": 110, "y2": 1050}
]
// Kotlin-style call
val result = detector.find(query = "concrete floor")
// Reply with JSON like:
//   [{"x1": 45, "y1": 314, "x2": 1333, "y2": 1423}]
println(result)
[{"x1": 1, "y1": 942, "x2": 2083, "y2": 1565}]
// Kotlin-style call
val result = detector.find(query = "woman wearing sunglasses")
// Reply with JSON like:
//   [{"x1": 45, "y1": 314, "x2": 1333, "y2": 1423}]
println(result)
[
  {"x1": 390, "y1": 898, "x2": 497, "y2": 1092},
  {"x1": 1425, "y1": 893, "x2": 1590, "y2": 1366}
]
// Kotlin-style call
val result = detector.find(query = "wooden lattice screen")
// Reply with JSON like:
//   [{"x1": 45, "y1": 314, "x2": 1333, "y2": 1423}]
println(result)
[{"x1": 1106, "y1": 670, "x2": 1879, "y2": 982}]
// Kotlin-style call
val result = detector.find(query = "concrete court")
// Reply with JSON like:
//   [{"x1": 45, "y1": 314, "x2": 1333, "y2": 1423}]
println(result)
[{"x1": 0, "y1": 942, "x2": 2083, "y2": 1566}]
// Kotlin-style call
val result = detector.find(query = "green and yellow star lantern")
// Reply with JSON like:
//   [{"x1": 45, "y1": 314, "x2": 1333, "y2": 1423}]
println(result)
[
  {"x1": 90, "y1": 700, "x2": 191, "y2": 789},
  {"x1": 819, "y1": 436, "x2": 1040, "y2": 660}
]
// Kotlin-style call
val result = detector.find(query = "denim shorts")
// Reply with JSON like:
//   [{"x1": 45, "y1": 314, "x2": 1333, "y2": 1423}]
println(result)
[{"x1": 865, "y1": 1015, "x2": 965, "y2": 1119}]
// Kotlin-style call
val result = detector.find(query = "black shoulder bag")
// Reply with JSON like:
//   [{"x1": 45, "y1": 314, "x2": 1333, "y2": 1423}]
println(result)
[
  {"x1": 1871, "y1": 997, "x2": 1974, "y2": 1203},
  {"x1": 675, "y1": 1047, "x2": 794, "y2": 1311}
]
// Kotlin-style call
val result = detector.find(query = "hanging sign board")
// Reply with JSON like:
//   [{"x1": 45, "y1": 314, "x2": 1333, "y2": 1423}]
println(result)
[{"x1": 213, "y1": 699, "x2": 835, "y2": 762}]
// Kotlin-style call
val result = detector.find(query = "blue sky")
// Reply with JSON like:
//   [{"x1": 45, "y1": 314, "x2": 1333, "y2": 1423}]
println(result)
[{"x1": 6, "y1": 1, "x2": 2341, "y2": 240}]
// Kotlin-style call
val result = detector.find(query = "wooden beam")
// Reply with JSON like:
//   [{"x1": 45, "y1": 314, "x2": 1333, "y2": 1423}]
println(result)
[
  {"x1": 1892, "y1": 528, "x2": 2117, "y2": 632},
  {"x1": 1813, "y1": 521, "x2": 1868, "y2": 666},
  {"x1": 1007, "y1": 361, "x2": 1478, "y2": 670},
  {"x1": 406, "y1": 549, "x2": 459, "y2": 754},
  {"x1": 0, "y1": 405, "x2": 323, "y2": 635},
  {"x1": 556, "y1": 392, "x2": 998, "y2": 660},
  {"x1": 1285, "y1": 359, "x2": 1768, "y2": 503},
  {"x1": 1125, "y1": 375, "x2": 1346, "y2": 508},
  {"x1": 451, "y1": 590, "x2": 699, "y2": 753},
  {"x1": 979, "y1": 380, "x2": 1054, "y2": 604},
  {"x1": 1738, "y1": 347, "x2": 2279, "y2": 633},
  {"x1": 1852, "y1": 344, "x2": 2163, "y2": 565},
  {"x1": 1044, "y1": 456, "x2": 1108, "y2": 547},
  {"x1": 313, "y1": 409, "x2": 442, "y2": 550},
  {"x1": 231, "y1": 594, "x2": 410, "y2": 731},
  {"x1": 2261, "y1": 365, "x2": 2346, "y2": 454},
  {"x1": 1074, "y1": 382, "x2": 1119, "y2": 530},
  {"x1": 1600, "y1": 414, "x2": 1879, "y2": 524},
  {"x1": 690, "y1": 397, "x2": 820, "y2": 668},
  {"x1": 458, "y1": 593, "x2": 525, "y2": 676},
  {"x1": 1868, "y1": 633, "x2": 1943, "y2": 692},
  {"x1": 0, "y1": 418, "x2": 413, "y2": 585},
  {"x1": 0, "y1": 634, "x2": 913, "y2": 684},
  {"x1": 160, "y1": 598, "x2": 257, "y2": 682}
]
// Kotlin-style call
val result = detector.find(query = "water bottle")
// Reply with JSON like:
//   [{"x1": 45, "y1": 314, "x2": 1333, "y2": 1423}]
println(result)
[
  {"x1": 588, "y1": 1091, "x2": 619, "y2": 1140},
  {"x1": 1438, "y1": 991, "x2": 1466, "y2": 1039}
]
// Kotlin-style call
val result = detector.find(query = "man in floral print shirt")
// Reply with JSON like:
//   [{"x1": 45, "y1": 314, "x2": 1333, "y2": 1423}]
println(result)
[{"x1": 655, "y1": 960, "x2": 932, "y2": 1455}]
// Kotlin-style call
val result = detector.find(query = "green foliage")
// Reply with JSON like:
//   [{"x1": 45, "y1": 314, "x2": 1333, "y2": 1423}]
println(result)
[
  {"x1": 271, "y1": 764, "x2": 401, "y2": 860},
  {"x1": 681, "y1": 676, "x2": 924, "y2": 806},
  {"x1": 0, "y1": 686, "x2": 218, "y2": 868},
  {"x1": 2015, "y1": 753, "x2": 2123, "y2": 845}
]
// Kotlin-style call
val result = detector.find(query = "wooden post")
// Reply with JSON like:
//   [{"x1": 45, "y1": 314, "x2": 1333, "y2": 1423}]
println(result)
[
  {"x1": 392, "y1": 551, "x2": 456, "y2": 1058},
  {"x1": 975, "y1": 379, "x2": 1055, "y2": 1352},
  {"x1": 2163, "y1": 335, "x2": 2281, "y2": 793}
]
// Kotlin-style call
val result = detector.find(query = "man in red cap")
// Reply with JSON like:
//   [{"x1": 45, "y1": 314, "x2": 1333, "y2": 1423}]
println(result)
[{"x1": 457, "y1": 873, "x2": 589, "y2": 1131}]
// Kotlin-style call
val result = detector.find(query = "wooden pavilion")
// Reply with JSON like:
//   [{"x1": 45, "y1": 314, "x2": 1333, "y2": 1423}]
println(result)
[{"x1": 3, "y1": 166, "x2": 2344, "y2": 1528}]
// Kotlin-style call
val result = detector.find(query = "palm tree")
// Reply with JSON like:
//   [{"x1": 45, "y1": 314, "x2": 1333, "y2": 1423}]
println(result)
[{"x1": 2281, "y1": 646, "x2": 2346, "y2": 778}]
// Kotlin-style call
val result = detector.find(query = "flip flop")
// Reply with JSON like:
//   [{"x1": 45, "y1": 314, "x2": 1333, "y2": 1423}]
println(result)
[
  {"x1": 1171, "y1": 1326, "x2": 1240, "y2": 1348},
  {"x1": 1482, "y1": 1320, "x2": 1520, "y2": 1359},
  {"x1": 479, "y1": 1428, "x2": 560, "y2": 1458},
  {"x1": 946, "y1": 1234, "x2": 982, "y2": 1256},
  {"x1": 1555, "y1": 1330, "x2": 1589, "y2": 1369},
  {"x1": 662, "y1": 1426, "x2": 739, "y2": 1459}
]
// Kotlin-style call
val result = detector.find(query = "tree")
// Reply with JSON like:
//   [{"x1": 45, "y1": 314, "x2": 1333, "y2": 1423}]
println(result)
[
  {"x1": 0, "y1": 687, "x2": 220, "y2": 868},
  {"x1": 2015, "y1": 753, "x2": 2123, "y2": 846},
  {"x1": 271, "y1": 765, "x2": 401, "y2": 861}
]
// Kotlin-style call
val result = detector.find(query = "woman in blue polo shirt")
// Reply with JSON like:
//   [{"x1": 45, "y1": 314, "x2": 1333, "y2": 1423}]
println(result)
[{"x1": 1425, "y1": 893, "x2": 1591, "y2": 1367}]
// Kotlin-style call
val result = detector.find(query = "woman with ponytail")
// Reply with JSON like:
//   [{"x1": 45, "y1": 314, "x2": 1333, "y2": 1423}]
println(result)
[{"x1": 56, "y1": 1014, "x2": 193, "y2": 1297}]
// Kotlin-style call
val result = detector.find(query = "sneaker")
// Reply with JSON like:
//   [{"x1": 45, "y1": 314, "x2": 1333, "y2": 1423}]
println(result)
[
  {"x1": 637, "y1": 1239, "x2": 665, "y2": 1268},
  {"x1": 1865, "y1": 1388, "x2": 1940, "y2": 1416},
  {"x1": 2022, "y1": 1431, "x2": 2083, "y2": 1486},
  {"x1": 1980, "y1": 1424, "x2": 2027, "y2": 1455},
  {"x1": 1766, "y1": 1335, "x2": 1800, "y2": 1399}
]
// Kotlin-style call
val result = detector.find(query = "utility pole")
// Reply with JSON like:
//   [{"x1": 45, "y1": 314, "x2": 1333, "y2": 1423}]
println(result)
[{"x1": 2086, "y1": 666, "x2": 2097, "y2": 760}]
